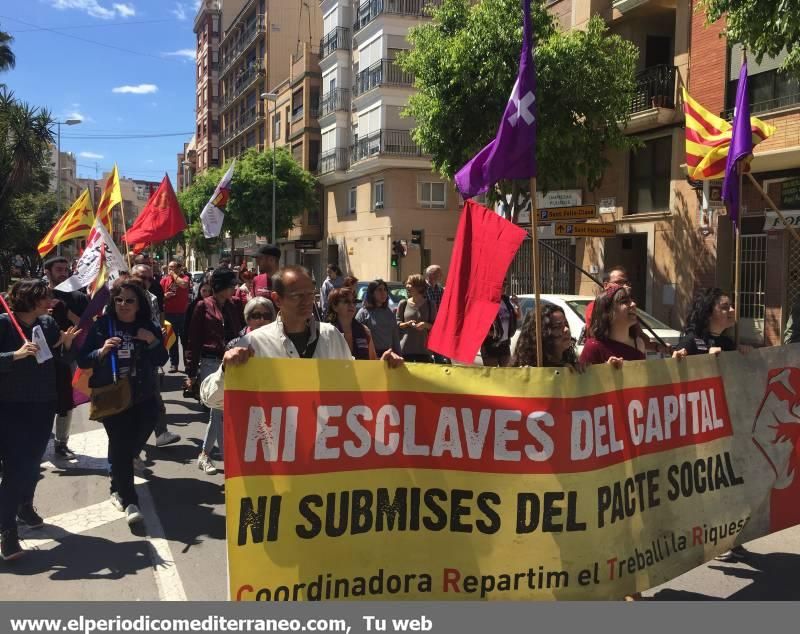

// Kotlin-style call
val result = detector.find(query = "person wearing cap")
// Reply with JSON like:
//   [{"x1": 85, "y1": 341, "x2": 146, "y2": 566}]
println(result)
[
  {"x1": 186, "y1": 268, "x2": 244, "y2": 475},
  {"x1": 252, "y1": 245, "x2": 281, "y2": 299}
]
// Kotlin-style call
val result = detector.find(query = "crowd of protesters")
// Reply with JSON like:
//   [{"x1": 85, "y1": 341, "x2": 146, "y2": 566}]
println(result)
[{"x1": 0, "y1": 242, "x2": 793, "y2": 566}]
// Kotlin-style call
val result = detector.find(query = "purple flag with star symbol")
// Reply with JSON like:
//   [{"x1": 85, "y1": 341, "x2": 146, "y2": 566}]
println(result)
[
  {"x1": 722, "y1": 60, "x2": 753, "y2": 228},
  {"x1": 454, "y1": 0, "x2": 537, "y2": 199}
]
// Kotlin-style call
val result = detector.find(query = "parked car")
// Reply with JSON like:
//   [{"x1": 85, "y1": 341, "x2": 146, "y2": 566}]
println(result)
[
  {"x1": 509, "y1": 294, "x2": 681, "y2": 359},
  {"x1": 353, "y1": 281, "x2": 408, "y2": 314}
]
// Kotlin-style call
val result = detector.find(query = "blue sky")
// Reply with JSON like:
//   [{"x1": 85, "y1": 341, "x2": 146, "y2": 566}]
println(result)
[{"x1": 2, "y1": 0, "x2": 201, "y2": 186}]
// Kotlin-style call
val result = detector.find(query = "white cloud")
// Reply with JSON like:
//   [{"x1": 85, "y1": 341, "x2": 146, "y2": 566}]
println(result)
[
  {"x1": 79, "y1": 151, "x2": 104, "y2": 159},
  {"x1": 113, "y1": 3, "x2": 135, "y2": 17},
  {"x1": 58, "y1": 110, "x2": 91, "y2": 123},
  {"x1": 49, "y1": 1, "x2": 137, "y2": 19},
  {"x1": 172, "y1": 3, "x2": 187, "y2": 20},
  {"x1": 112, "y1": 83, "x2": 158, "y2": 94},
  {"x1": 145, "y1": 159, "x2": 154, "y2": 164},
  {"x1": 162, "y1": 48, "x2": 195, "y2": 61}
]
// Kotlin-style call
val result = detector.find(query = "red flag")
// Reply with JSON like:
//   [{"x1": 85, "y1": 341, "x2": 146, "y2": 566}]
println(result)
[
  {"x1": 428, "y1": 200, "x2": 527, "y2": 364},
  {"x1": 122, "y1": 175, "x2": 186, "y2": 247}
]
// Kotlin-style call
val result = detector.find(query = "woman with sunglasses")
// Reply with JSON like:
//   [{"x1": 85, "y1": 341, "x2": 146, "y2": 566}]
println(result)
[
  {"x1": 227, "y1": 296, "x2": 276, "y2": 349},
  {"x1": 355, "y1": 279, "x2": 401, "y2": 357},
  {"x1": 78, "y1": 280, "x2": 167, "y2": 526},
  {"x1": 0, "y1": 279, "x2": 80, "y2": 561},
  {"x1": 326, "y1": 287, "x2": 377, "y2": 360}
]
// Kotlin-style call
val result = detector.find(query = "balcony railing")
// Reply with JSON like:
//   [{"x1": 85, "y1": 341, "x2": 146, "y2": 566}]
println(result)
[
  {"x1": 220, "y1": 106, "x2": 265, "y2": 146},
  {"x1": 722, "y1": 92, "x2": 800, "y2": 119},
  {"x1": 350, "y1": 129, "x2": 422, "y2": 164},
  {"x1": 221, "y1": 62, "x2": 265, "y2": 110},
  {"x1": 320, "y1": 26, "x2": 351, "y2": 59},
  {"x1": 629, "y1": 64, "x2": 677, "y2": 115},
  {"x1": 353, "y1": 59, "x2": 414, "y2": 96},
  {"x1": 320, "y1": 88, "x2": 351, "y2": 116},
  {"x1": 353, "y1": 0, "x2": 441, "y2": 32},
  {"x1": 220, "y1": 17, "x2": 266, "y2": 76},
  {"x1": 317, "y1": 148, "x2": 350, "y2": 174}
]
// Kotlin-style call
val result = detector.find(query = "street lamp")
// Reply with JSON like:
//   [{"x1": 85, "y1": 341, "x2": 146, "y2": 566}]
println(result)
[
  {"x1": 53, "y1": 118, "x2": 82, "y2": 255},
  {"x1": 261, "y1": 91, "x2": 278, "y2": 243}
]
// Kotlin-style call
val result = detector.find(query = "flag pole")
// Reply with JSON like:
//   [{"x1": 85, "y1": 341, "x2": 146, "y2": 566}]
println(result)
[
  {"x1": 734, "y1": 167, "x2": 743, "y2": 346},
  {"x1": 117, "y1": 201, "x2": 132, "y2": 264},
  {"x1": 745, "y1": 171, "x2": 800, "y2": 244},
  {"x1": 530, "y1": 177, "x2": 543, "y2": 367}
]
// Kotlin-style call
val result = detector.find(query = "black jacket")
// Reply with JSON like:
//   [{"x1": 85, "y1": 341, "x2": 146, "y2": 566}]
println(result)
[{"x1": 78, "y1": 315, "x2": 168, "y2": 404}]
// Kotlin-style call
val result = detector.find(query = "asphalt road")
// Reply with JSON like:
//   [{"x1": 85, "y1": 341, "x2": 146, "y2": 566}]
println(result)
[{"x1": 0, "y1": 371, "x2": 798, "y2": 601}]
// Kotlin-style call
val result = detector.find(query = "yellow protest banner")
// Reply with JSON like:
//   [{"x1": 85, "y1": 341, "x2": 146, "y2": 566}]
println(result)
[{"x1": 223, "y1": 346, "x2": 800, "y2": 601}]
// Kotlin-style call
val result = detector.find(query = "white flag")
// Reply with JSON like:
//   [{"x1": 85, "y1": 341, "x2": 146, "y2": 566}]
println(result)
[
  {"x1": 200, "y1": 160, "x2": 235, "y2": 238},
  {"x1": 56, "y1": 219, "x2": 127, "y2": 292}
]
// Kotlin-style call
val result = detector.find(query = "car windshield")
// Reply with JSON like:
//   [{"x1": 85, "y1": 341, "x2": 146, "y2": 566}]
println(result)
[{"x1": 566, "y1": 299, "x2": 673, "y2": 330}]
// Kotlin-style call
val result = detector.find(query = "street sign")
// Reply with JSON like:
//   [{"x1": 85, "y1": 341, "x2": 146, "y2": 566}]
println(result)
[
  {"x1": 554, "y1": 222, "x2": 616, "y2": 237},
  {"x1": 538, "y1": 205, "x2": 598, "y2": 222},
  {"x1": 763, "y1": 210, "x2": 800, "y2": 232}
]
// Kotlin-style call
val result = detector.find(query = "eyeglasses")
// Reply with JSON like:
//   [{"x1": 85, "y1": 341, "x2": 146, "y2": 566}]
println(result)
[
  {"x1": 114, "y1": 297, "x2": 136, "y2": 305},
  {"x1": 248, "y1": 312, "x2": 271, "y2": 320}
]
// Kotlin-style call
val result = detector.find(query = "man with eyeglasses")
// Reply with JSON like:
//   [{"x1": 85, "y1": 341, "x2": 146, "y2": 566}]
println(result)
[
  {"x1": 583, "y1": 266, "x2": 629, "y2": 331},
  {"x1": 200, "y1": 266, "x2": 403, "y2": 409}
]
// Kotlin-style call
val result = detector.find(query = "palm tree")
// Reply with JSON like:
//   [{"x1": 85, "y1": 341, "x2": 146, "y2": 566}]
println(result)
[{"x1": 0, "y1": 27, "x2": 15, "y2": 73}]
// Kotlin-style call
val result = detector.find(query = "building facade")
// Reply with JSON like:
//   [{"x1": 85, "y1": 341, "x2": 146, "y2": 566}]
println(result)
[
  {"x1": 316, "y1": 0, "x2": 462, "y2": 281},
  {"x1": 177, "y1": 136, "x2": 197, "y2": 192},
  {"x1": 218, "y1": 0, "x2": 322, "y2": 162},
  {"x1": 193, "y1": 0, "x2": 248, "y2": 174},
  {"x1": 47, "y1": 144, "x2": 79, "y2": 205}
]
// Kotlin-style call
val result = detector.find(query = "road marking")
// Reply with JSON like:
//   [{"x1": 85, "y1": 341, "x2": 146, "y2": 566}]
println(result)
[{"x1": 38, "y1": 426, "x2": 189, "y2": 600}]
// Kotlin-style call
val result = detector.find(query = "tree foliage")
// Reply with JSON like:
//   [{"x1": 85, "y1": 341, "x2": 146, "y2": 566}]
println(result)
[
  {"x1": 397, "y1": 0, "x2": 639, "y2": 198},
  {"x1": 701, "y1": 0, "x2": 800, "y2": 76},
  {"x1": 178, "y1": 147, "x2": 317, "y2": 254},
  {"x1": 0, "y1": 25, "x2": 14, "y2": 74}
]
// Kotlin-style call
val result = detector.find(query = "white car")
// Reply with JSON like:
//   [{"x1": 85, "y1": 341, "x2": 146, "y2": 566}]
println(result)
[{"x1": 509, "y1": 294, "x2": 681, "y2": 359}]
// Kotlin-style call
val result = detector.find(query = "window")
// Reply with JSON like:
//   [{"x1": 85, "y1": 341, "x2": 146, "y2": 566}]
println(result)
[
  {"x1": 373, "y1": 180, "x2": 384, "y2": 209},
  {"x1": 284, "y1": 107, "x2": 290, "y2": 141},
  {"x1": 420, "y1": 181, "x2": 446, "y2": 208},
  {"x1": 726, "y1": 45, "x2": 800, "y2": 115},
  {"x1": 628, "y1": 136, "x2": 671, "y2": 213},
  {"x1": 272, "y1": 113, "x2": 281, "y2": 141},
  {"x1": 348, "y1": 186, "x2": 357, "y2": 215}
]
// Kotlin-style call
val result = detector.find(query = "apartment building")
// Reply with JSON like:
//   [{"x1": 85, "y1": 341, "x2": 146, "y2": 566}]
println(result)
[
  {"x1": 47, "y1": 144, "x2": 79, "y2": 204},
  {"x1": 218, "y1": 0, "x2": 322, "y2": 162},
  {"x1": 316, "y1": 0, "x2": 461, "y2": 281},
  {"x1": 177, "y1": 136, "x2": 198, "y2": 192},
  {"x1": 194, "y1": 0, "x2": 247, "y2": 174},
  {"x1": 265, "y1": 42, "x2": 324, "y2": 280},
  {"x1": 685, "y1": 1, "x2": 800, "y2": 345}
]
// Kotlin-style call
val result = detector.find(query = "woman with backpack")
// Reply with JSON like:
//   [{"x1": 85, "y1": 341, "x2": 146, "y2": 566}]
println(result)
[{"x1": 396, "y1": 274, "x2": 436, "y2": 363}]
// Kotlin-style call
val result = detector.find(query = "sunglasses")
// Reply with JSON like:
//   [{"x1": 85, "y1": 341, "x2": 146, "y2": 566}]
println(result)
[
  {"x1": 248, "y1": 312, "x2": 271, "y2": 320},
  {"x1": 114, "y1": 297, "x2": 136, "y2": 305}
]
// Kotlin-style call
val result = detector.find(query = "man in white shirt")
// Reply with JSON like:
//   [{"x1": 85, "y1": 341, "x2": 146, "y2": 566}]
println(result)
[{"x1": 201, "y1": 266, "x2": 402, "y2": 409}]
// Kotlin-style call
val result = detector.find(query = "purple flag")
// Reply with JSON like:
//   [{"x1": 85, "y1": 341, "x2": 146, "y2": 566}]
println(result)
[
  {"x1": 454, "y1": 0, "x2": 537, "y2": 198},
  {"x1": 722, "y1": 60, "x2": 753, "y2": 228}
]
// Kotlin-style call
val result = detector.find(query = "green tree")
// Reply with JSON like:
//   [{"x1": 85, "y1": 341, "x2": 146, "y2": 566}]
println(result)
[
  {"x1": 0, "y1": 26, "x2": 14, "y2": 74},
  {"x1": 397, "y1": 0, "x2": 639, "y2": 201},
  {"x1": 178, "y1": 146, "x2": 317, "y2": 254},
  {"x1": 700, "y1": 1, "x2": 800, "y2": 75}
]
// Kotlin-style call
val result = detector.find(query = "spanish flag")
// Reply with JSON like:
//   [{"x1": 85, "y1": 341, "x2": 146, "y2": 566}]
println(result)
[
  {"x1": 37, "y1": 188, "x2": 95, "y2": 256},
  {"x1": 683, "y1": 88, "x2": 775, "y2": 180},
  {"x1": 87, "y1": 164, "x2": 122, "y2": 243}
]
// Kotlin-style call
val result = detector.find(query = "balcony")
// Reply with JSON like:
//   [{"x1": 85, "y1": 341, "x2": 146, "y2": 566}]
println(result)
[
  {"x1": 220, "y1": 16, "x2": 266, "y2": 76},
  {"x1": 292, "y1": 107, "x2": 305, "y2": 123},
  {"x1": 353, "y1": 0, "x2": 441, "y2": 33},
  {"x1": 320, "y1": 88, "x2": 351, "y2": 117},
  {"x1": 350, "y1": 129, "x2": 422, "y2": 164},
  {"x1": 317, "y1": 148, "x2": 350, "y2": 174},
  {"x1": 220, "y1": 106, "x2": 265, "y2": 147},
  {"x1": 353, "y1": 59, "x2": 414, "y2": 97},
  {"x1": 722, "y1": 93, "x2": 800, "y2": 119},
  {"x1": 320, "y1": 26, "x2": 351, "y2": 59},
  {"x1": 629, "y1": 65, "x2": 677, "y2": 115},
  {"x1": 221, "y1": 62, "x2": 265, "y2": 111}
]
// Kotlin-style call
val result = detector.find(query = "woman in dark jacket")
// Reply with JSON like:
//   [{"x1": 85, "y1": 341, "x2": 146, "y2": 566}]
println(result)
[
  {"x1": 78, "y1": 280, "x2": 167, "y2": 526},
  {"x1": 327, "y1": 287, "x2": 376, "y2": 360},
  {"x1": 1, "y1": 279, "x2": 80, "y2": 561},
  {"x1": 480, "y1": 290, "x2": 520, "y2": 367}
]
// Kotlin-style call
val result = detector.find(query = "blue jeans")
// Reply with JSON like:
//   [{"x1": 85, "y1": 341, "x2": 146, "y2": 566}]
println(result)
[
  {"x1": 199, "y1": 358, "x2": 224, "y2": 457},
  {"x1": 0, "y1": 401, "x2": 56, "y2": 530},
  {"x1": 165, "y1": 312, "x2": 186, "y2": 369}
]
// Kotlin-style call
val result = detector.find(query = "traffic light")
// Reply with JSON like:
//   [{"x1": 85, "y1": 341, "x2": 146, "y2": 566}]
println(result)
[
  {"x1": 411, "y1": 229, "x2": 424, "y2": 246},
  {"x1": 391, "y1": 240, "x2": 402, "y2": 268}
]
